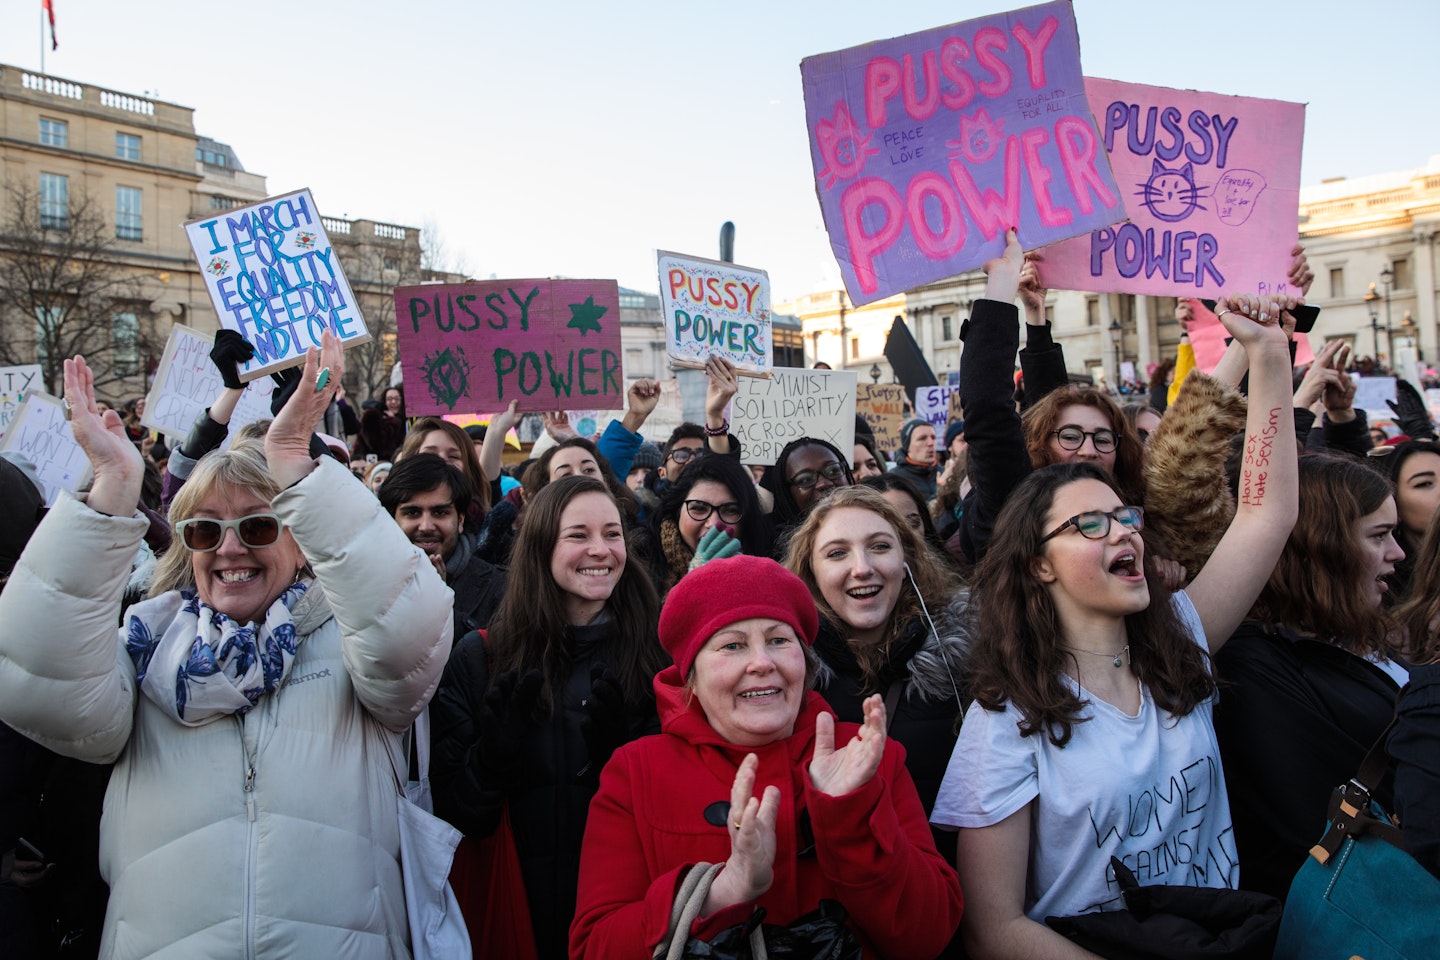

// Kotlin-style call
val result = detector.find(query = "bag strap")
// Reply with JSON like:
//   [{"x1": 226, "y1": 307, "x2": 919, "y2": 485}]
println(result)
[
  {"x1": 882, "y1": 679, "x2": 906, "y2": 734},
  {"x1": 652, "y1": 863, "x2": 767, "y2": 960},
  {"x1": 1309, "y1": 717, "x2": 1404, "y2": 865}
]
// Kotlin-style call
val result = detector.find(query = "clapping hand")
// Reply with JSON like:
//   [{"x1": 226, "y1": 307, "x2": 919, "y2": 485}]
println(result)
[
  {"x1": 64, "y1": 354, "x2": 143, "y2": 517},
  {"x1": 264, "y1": 331, "x2": 343, "y2": 488},
  {"x1": 704, "y1": 753, "x2": 779, "y2": 913},
  {"x1": 808, "y1": 694, "x2": 886, "y2": 797}
]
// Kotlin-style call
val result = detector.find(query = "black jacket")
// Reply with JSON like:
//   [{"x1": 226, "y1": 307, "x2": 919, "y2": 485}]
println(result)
[
  {"x1": 429, "y1": 624, "x2": 657, "y2": 960},
  {"x1": 1390, "y1": 662, "x2": 1440, "y2": 881},
  {"x1": 1215, "y1": 621, "x2": 1401, "y2": 901}
]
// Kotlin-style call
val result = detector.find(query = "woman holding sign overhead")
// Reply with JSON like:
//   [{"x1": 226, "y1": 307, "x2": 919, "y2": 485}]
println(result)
[{"x1": 0, "y1": 334, "x2": 452, "y2": 959}]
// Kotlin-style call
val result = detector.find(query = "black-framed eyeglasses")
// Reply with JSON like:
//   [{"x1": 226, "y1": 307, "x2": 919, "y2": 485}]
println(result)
[
  {"x1": 683, "y1": 499, "x2": 743, "y2": 524},
  {"x1": 1040, "y1": 506, "x2": 1144, "y2": 543},
  {"x1": 176, "y1": 514, "x2": 284, "y2": 552},
  {"x1": 667, "y1": 446, "x2": 702, "y2": 465},
  {"x1": 787, "y1": 461, "x2": 847, "y2": 490},
  {"x1": 1052, "y1": 426, "x2": 1118, "y2": 453}
]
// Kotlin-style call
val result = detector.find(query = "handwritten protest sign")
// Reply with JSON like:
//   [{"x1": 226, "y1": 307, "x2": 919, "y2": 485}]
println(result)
[
  {"x1": 1354, "y1": 376, "x2": 1398, "y2": 422},
  {"x1": 0, "y1": 364, "x2": 42, "y2": 438},
  {"x1": 142, "y1": 325, "x2": 275, "y2": 445},
  {"x1": 658, "y1": 251, "x2": 772, "y2": 376},
  {"x1": 395, "y1": 279, "x2": 623, "y2": 416},
  {"x1": 915, "y1": 385, "x2": 956, "y2": 431},
  {"x1": 801, "y1": 0, "x2": 1123, "y2": 305},
  {"x1": 639, "y1": 379, "x2": 685, "y2": 445},
  {"x1": 856, "y1": 383, "x2": 906, "y2": 453},
  {"x1": 1042, "y1": 79, "x2": 1305, "y2": 297},
  {"x1": 184, "y1": 189, "x2": 369, "y2": 380},
  {"x1": 732, "y1": 368, "x2": 857, "y2": 465},
  {"x1": 0, "y1": 392, "x2": 84, "y2": 504}
]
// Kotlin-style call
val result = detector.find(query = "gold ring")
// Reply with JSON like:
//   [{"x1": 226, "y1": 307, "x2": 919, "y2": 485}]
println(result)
[
  {"x1": 732, "y1": 820, "x2": 742, "y2": 829},
  {"x1": 1216, "y1": 310, "x2": 1231, "y2": 320}
]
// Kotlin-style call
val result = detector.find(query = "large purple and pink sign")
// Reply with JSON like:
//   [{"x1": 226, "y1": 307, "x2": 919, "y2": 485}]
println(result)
[
  {"x1": 394, "y1": 279, "x2": 623, "y2": 416},
  {"x1": 800, "y1": 0, "x2": 1123, "y2": 306},
  {"x1": 1041, "y1": 79, "x2": 1305, "y2": 297}
]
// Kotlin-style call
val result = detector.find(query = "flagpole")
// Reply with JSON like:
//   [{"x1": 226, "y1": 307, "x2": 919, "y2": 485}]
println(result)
[{"x1": 40, "y1": 7, "x2": 45, "y2": 74}]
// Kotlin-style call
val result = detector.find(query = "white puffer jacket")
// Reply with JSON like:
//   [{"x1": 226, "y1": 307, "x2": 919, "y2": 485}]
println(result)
[{"x1": 0, "y1": 457, "x2": 453, "y2": 960}]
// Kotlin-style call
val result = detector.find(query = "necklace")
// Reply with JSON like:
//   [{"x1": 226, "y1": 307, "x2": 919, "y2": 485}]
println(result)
[{"x1": 1064, "y1": 644, "x2": 1130, "y2": 668}]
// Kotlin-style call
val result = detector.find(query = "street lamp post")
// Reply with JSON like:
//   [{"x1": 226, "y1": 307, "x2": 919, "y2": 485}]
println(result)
[
  {"x1": 1109, "y1": 317, "x2": 1123, "y2": 388},
  {"x1": 1381, "y1": 266, "x2": 1394, "y2": 351},
  {"x1": 869, "y1": 363, "x2": 882, "y2": 384},
  {"x1": 1364, "y1": 283, "x2": 1383, "y2": 364}
]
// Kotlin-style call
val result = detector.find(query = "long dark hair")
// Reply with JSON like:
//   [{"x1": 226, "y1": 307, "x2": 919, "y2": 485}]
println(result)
[
  {"x1": 760, "y1": 436, "x2": 855, "y2": 527},
  {"x1": 970, "y1": 462, "x2": 1214, "y2": 746},
  {"x1": 1252, "y1": 454, "x2": 1399, "y2": 659},
  {"x1": 648, "y1": 454, "x2": 774, "y2": 590},
  {"x1": 486, "y1": 476, "x2": 665, "y2": 713},
  {"x1": 1377, "y1": 438, "x2": 1440, "y2": 603}
]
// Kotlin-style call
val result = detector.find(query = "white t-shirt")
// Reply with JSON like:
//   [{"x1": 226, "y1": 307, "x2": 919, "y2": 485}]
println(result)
[{"x1": 931, "y1": 592, "x2": 1238, "y2": 921}]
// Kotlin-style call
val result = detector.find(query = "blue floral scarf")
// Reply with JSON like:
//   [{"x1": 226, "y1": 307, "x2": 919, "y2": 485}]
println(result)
[{"x1": 123, "y1": 582, "x2": 309, "y2": 725}]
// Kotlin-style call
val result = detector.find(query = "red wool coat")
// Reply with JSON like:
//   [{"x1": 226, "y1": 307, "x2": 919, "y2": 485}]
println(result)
[{"x1": 568, "y1": 666, "x2": 963, "y2": 959}]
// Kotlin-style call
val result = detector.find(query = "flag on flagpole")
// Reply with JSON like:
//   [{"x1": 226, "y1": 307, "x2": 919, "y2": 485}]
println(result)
[{"x1": 42, "y1": 0, "x2": 57, "y2": 50}]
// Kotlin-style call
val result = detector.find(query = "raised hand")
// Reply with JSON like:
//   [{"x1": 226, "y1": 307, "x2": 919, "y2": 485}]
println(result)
[
  {"x1": 1018, "y1": 250, "x2": 1047, "y2": 325},
  {"x1": 1293, "y1": 340, "x2": 1345, "y2": 410},
  {"x1": 542, "y1": 411, "x2": 579, "y2": 442},
  {"x1": 209, "y1": 329, "x2": 256, "y2": 390},
  {"x1": 808, "y1": 694, "x2": 886, "y2": 797},
  {"x1": 705, "y1": 356, "x2": 740, "y2": 420},
  {"x1": 1213, "y1": 294, "x2": 1294, "y2": 351},
  {"x1": 1388, "y1": 379, "x2": 1437, "y2": 440},
  {"x1": 704, "y1": 753, "x2": 779, "y2": 913},
  {"x1": 64, "y1": 355, "x2": 144, "y2": 517},
  {"x1": 982, "y1": 228, "x2": 1023, "y2": 304},
  {"x1": 264, "y1": 331, "x2": 344, "y2": 488},
  {"x1": 1288, "y1": 244, "x2": 1315, "y2": 297}
]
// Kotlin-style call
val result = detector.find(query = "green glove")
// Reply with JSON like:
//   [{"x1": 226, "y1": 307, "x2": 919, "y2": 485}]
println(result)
[{"x1": 689, "y1": 523, "x2": 742, "y2": 571}]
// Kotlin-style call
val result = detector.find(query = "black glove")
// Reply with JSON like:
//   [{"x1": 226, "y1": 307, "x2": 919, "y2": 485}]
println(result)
[
  {"x1": 578, "y1": 663, "x2": 630, "y2": 779},
  {"x1": 268, "y1": 365, "x2": 304, "y2": 416},
  {"x1": 209, "y1": 330, "x2": 256, "y2": 390},
  {"x1": 1387, "y1": 379, "x2": 1436, "y2": 440},
  {"x1": 474, "y1": 668, "x2": 543, "y2": 779}
]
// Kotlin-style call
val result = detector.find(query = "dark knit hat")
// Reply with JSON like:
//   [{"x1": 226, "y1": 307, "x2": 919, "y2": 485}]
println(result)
[
  {"x1": 632, "y1": 441, "x2": 662, "y2": 472},
  {"x1": 658, "y1": 555, "x2": 819, "y2": 679},
  {"x1": 464, "y1": 424, "x2": 487, "y2": 442},
  {"x1": 944, "y1": 420, "x2": 965, "y2": 449}
]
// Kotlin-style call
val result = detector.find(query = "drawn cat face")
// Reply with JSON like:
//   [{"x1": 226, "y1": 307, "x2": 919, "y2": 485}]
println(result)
[{"x1": 1136, "y1": 159, "x2": 1208, "y2": 223}]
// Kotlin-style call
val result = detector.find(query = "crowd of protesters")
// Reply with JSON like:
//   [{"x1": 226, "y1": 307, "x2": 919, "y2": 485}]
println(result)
[{"x1": 3, "y1": 235, "x2": 1439, "y2": 960}]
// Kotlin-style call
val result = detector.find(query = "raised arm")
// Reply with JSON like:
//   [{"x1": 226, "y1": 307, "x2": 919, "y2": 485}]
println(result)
[
  {"x1": 478, "y1": 399, "x2": 519, "y2": 483},
  {"x1": 1184, "y1": 295, "x2": 1300, "y2": 650}
]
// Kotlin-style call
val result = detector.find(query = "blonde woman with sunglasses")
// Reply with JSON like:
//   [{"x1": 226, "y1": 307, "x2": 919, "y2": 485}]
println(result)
[{"x1": 0, "y1": 334, "x2": 453, "y2": 960}]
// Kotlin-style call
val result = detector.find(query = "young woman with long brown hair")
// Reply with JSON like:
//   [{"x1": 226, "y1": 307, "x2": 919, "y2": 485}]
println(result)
[{"x1": 931, "y1": 290, "x2": 1299, "y2": 960}]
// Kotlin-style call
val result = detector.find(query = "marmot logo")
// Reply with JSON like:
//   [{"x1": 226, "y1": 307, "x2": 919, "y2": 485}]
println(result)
[{"x1": 284, "y1": 667, "x2": 332, "y2": 687}]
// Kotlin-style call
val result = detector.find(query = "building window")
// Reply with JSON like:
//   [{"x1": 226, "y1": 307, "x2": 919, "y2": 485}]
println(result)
[
  {"x1": 941, "y1": 315, "x2": 953, "y2": 341},
  {"x1": 850, "y1": 336, "x2": 861, "y2": 360},
  {"x1": 116, "y1": 186, "x2": 143, "y2": 241},
  {"x1": 1330, "y1": 267, "x2": 1344, "y2": 300},
  {"x1": 113, "y1": 313, "x2": 140, "y2": 375},
  {"x1": 116, "y1": 132, "x2": 141, "y2": 161},
  {"x1": 39, "y1": 118, "x2": 67, "y2": 147},
  {"x1": 39, "y1": 173, "x2": 68, "y2": 229},
  {"x1": 383, "y1": 257, "x2": 399, "y2": 271},
  {"x1": 209, "y1": 195, "x2": 241, "y2": 211},
  {"x1": 1391, "y1": 258, "x2": 1412, "y2": 291},
  {"x1": 1085, "y1": 296, "x2": 1100, "y2": 327}
]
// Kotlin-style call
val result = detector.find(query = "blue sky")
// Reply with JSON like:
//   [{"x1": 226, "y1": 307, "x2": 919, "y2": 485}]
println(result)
[{"x1": 3, "y1": 0, "x2": 1436, "y2": 302}]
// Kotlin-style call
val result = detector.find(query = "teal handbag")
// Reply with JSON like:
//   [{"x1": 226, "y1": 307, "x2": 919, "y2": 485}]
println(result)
[{"x1": 1274, "y1": 721, "x2": 1440, "y2": 960}]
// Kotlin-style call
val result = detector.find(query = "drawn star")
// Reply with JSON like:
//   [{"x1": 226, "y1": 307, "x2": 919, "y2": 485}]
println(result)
[{"x1": 567, "y1": 296, "x2": 607, "y2": 336}]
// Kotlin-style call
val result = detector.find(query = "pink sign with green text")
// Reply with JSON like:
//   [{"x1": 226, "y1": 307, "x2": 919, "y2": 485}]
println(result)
[
  {"x1": 394, "y1": 279, "x2": 623, "y2": 416},
  {"x1": 801, "y1": 0, "x2": 1123, "y2": 306},
  {"x1": 1041, "y1": 79, "x2": 1305, "y2": 297}
]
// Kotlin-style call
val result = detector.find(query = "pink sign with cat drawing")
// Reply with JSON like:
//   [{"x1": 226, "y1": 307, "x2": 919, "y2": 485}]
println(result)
[{"x1": 1041, "y1": 78, "x2": 1305, "y2": 298}]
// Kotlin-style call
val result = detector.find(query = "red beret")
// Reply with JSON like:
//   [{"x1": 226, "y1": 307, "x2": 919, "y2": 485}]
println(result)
[{"x1": 658, "y1": 555, "x2": 819, "y2": 678}]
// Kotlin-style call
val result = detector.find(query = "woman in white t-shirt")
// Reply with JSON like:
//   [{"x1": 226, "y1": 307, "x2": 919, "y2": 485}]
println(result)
[{"x1": 931, "y1": 287, "x2": 1300, "y2": 960}]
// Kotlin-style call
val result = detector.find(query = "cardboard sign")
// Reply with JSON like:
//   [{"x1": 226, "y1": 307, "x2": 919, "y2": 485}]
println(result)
[
  {"x1": 658, "y1": 251, "x2": 772, "y2": 376},
  {"x1": 1354, "y1": 376, "x2": 1398, "y2": 421},
  {"x1": 915, "y1": 385, "x2": 956, "y2": 431},
  {"x1": 1042, "y1": 79, "x2": 1305, "y2": 297},
  {"x1": 0, "y1": 364, "x2": 43, "y2": 438},
  {"x1": 141, "y1": 325, "x2": 276, "y2": 445},
  {"x1": 184, "y1": 189, "x2": 370, "y2": 380},
  {"x1": 639, "y1": 379, "x2": 685, "y2": 446},
  {"x1": 0, "y1": 392, "x2": 85, "y2": 505},
  {"x1": 801, "y1": 0, "x2": 1123, "y2": 305},
  {"x1": 856, "y1": 383, "x2": 907, "y2": 453},
  {"x1": 1182, "y1": 299, "x2": 1313, "y2": 374},
  {"x1": 732, "y1": 368, "x2": 858, "y2": 465},
  {"x1": 395, "y1": 279, "x2": 623, "y2": 416}
]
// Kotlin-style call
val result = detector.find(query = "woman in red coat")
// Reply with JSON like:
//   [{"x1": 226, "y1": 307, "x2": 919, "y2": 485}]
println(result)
[{"x1": 569, "y1": 555, "x2": 962, "y2": 959}]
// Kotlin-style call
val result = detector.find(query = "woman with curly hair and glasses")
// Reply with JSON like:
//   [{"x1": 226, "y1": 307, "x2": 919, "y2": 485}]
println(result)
[
  {"x1": 645, "y1": 453, "x2": 774, "y2": 598},
  {"x1": 931, "y1": 293, "x2": 1298, "y2": 959}
]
